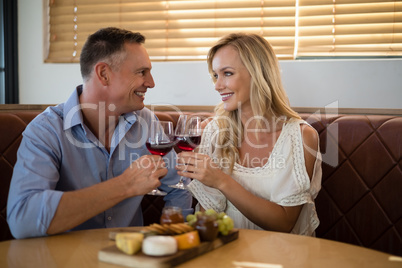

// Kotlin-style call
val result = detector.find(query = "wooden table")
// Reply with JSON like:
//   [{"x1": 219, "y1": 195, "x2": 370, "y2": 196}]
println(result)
[{"x1": 0, "y1": 227, "x2": 400, "y2": 268}]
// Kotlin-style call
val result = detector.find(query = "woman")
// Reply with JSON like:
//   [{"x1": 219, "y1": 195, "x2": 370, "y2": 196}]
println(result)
[{"x1": 176, "y1": 33, "x2": 322, "y2": 236}]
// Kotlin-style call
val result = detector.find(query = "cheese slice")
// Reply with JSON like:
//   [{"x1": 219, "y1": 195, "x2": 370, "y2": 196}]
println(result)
[{"x1": 115, "y1": 232, "x2": 144, "y2": 255}]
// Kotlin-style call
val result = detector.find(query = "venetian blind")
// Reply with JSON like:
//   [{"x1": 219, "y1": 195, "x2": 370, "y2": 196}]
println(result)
[
  {"x1": 296, "y1": 0, "x2": 402, "y2": 57},
  {"x1": 46, "y1": 0, "x2": 401, "y2": 63}
]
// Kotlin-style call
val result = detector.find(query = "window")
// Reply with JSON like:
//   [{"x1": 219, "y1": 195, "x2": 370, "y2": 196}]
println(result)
[
  {"x1": 296, "y1": 0, "x2": 402, "y2": 58},
  {"x1": 1, "y1": 0, "x2": 19, "y2": 104},
  {"x1": 46, "y1": 0, "x2": 402, "y2": 63}
]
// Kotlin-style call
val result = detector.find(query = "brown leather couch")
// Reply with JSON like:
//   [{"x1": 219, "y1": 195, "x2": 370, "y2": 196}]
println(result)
[{"x1": 1, "y1": 108, "x2": 401, "y2": 257}]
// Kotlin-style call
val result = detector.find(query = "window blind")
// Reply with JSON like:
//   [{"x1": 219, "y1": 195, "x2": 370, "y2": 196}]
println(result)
[
  {"x1": 46, "y1": 0, "x2": 401, "y2": 63},
  {"x1": 296, "y1": 0, "x2": 402, "y2": 57}
]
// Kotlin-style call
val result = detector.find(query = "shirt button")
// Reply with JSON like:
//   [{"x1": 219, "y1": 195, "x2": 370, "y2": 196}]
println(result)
[{"x1": 107, "y1": 216, "x2": 112, "y2": 221}]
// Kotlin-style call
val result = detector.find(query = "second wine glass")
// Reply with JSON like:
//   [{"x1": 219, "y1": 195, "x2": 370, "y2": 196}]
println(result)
[
  {"x1": 169, "y1": 115, "x2": 202, "y2": 189},
  {"x1": 145, "y1": 120, "x2": 175, "y2": 196}
]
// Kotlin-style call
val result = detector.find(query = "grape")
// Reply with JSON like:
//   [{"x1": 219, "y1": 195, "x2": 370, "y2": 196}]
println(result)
[
  {"x1": 188, "y1": 209, "x2": 234, "y2": 236},
  {"x1": 186, "y1": 214, "x2": 196, "y2": 222},
  {"x1": 205, "y1": 209, "x2": 218, "y2": 220},
  {"x1": 221, "y1": 229, "x2": 229, "y2": 236},
  {"x1": 222, "y1": 215, "x2": 234, "y2": 230},
  {"x1": 194, "y1": 211, "x2": 203, "y2": 217},
  {"x1": 217, "y1": 219, "x2": 225, "y2": 232},
  {"x1": 186, "y1": 214, "x2": 197, "y2": 226},
  {"x1": 217, "y1": 212, "x2": 226, "y2": 220},
  {"x1": 205, "y1": 208, "x2": 218, "y2": 218}
]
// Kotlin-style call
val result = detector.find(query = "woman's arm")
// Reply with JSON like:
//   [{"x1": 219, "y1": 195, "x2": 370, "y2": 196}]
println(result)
[
  {"x1": 301, "y1": 124, "x2": 319, "y2": 179},
  {"x1": 177, "y1": 124, "x2": 319, "y2": 232}
]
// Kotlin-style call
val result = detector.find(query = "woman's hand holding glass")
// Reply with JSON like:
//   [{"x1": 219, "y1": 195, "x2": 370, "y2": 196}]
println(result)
[
  {"x1": 169, "y1": 115, "x2": 202, "y2": 189},
  {"x1": 176, "y1": 152, "x2": 227, "y2": 190}
]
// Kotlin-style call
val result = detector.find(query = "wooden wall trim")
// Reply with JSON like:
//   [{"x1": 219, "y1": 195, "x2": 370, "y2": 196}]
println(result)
[
  {"x1": 146, "y1": 105, "x2": 214, "y2": 112},
  {"x1": 0, "y1": 104, "x2": 400, "y2": 116},
  {"x1": 0, "y1": 104, "x2": 51, "y2": 112},
  {"x1": 292, "y1": 107, "x2": 402, "y2": 116},
  {"x1": 147, "y1": 105, "x2": 402, "y2": 116}
]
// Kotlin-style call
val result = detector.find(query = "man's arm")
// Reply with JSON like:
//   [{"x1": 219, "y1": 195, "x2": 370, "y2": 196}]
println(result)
[
  {"x1": 7, "y1": 122, "x2": 167, "y2": 238},
  {"x1": 47, "y1": 157, "x2": 167, "y2": 235}
]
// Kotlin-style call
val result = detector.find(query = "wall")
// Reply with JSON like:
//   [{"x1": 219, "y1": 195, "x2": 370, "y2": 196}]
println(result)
[{"x1": 18, "y1": 0, "x2": 402, "y2": 109}]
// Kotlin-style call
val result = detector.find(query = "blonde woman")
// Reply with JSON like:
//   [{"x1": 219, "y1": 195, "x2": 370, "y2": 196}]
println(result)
[{"x1": 176, "y1": 33, "x2": 322, "y2": 236}]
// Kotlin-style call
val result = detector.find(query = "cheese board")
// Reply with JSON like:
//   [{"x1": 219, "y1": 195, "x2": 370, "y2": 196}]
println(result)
[{"x1": 98, "y1": 229, "x2": 239, "y2": 268}]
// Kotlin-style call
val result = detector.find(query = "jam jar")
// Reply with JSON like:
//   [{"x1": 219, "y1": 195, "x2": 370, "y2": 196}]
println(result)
[
  {"x1": 194, "y1": 214, "x2": 219, "y2": 241},
  {"x1": 160, "y1": 206, "x2": 184, "y2": 225}
]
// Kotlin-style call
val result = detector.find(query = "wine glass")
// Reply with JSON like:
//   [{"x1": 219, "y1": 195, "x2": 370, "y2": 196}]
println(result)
[
  {"x1": 145, "y1": 120, "x2": 175, "y2": 196},
  {"x1": 169, "y1": 115, "x2": 202, "y2": 189}
]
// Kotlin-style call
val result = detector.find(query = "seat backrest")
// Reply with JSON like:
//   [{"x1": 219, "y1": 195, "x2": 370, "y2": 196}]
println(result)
[
  {"x1": 1, "y1": 110, "x2": 401, "y2": 257},
  {"x1": 0, "y1": 112, "x2": 40, "y2": 241},
  {"x1": 300, "y1": 113, "x2": 402, "y2": 256}
]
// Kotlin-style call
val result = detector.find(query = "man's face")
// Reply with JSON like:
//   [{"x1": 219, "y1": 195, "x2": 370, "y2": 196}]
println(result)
[{"x1": 107, "y1": 42, "x2": 155, "y2": 114}]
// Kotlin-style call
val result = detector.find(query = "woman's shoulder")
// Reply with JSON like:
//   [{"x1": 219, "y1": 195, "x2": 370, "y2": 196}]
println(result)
[
  {"x1": 199, "y1": 118, "x2": 220, "y2": 149},
  {"x1": 201, "y1": 117, "x2": 214, "y2": 130},
  {"x1": 292, "y1": 119, "x2": 319, "y2": 146},
  {"x1": 293, "y1": 119, "x2": 319, "y2": 181},
  {"x1": 202, "y1": 117, "x2": 220, "y2": 131},
  {"x1": 286, "y1": 118, "x2": 318, "y2": 138}
]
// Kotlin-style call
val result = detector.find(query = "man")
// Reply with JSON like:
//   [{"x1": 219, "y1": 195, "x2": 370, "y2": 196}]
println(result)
[{"x1": 7, "y1": 27, "x2": 192, "y2": 239}]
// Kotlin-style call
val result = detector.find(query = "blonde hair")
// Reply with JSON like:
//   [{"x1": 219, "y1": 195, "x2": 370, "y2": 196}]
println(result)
[{"x1": 207, "y1": 33, "x2": 300, "y2": 172}]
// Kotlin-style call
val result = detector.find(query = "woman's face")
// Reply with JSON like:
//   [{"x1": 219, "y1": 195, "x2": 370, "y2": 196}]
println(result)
[{"x1": 211, "y1": 45, "x2": 252, "y2": 113}]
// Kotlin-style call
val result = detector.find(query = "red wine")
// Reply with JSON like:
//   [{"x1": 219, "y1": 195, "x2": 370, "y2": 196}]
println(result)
[
  {"x1": 175, "y1": 135, "x2": 201, "y2": 151},
  {"x1": 146, "y1": 141, "x2": 174, "y2": 156}
]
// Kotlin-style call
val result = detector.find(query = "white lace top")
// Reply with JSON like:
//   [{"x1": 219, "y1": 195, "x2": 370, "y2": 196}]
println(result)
[{"x1": 187, "y1": 118, "x2": 322, "y2": 236}]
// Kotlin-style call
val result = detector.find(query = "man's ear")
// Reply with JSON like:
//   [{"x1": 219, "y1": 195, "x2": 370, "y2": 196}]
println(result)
[{"x1": 94, "y1": 62, "x2": 110, "y2": 86}]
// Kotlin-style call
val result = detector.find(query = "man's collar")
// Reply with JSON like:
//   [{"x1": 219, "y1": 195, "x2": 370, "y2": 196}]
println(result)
[
  {"x1": 63, "y1": 85, "x2": 140, "y2": 130},
  {"x1": 63, "y1": 85, "x2": 84, "y2": 131},
  {"x1": 121, "y1": 111, "x2": 138, "y2": 125}
]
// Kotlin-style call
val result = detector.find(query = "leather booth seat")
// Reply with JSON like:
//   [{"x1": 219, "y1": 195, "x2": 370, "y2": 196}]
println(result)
[{"x1": 0, "y1": 109, "x2": 401, "y2": 256}]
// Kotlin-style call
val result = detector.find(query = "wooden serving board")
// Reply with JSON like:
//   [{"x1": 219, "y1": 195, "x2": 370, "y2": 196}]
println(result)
[{"x1": 98, "y1": 230, "x2": 239, "y2": 268}]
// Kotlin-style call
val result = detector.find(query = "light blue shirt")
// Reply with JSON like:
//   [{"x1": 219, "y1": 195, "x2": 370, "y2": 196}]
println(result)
[{"x1": 7, "y1": 86, "x2": 192, "y2": 239}]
